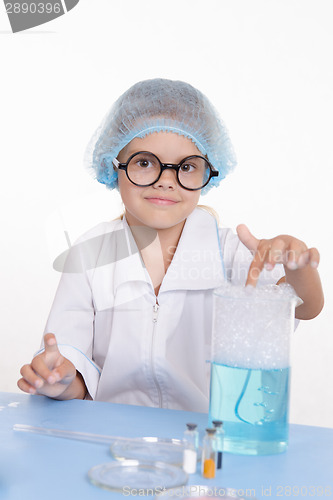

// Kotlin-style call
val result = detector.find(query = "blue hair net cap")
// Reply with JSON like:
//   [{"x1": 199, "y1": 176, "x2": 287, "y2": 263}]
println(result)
[{"x1": 84, "y1": 78, "x2": 237, "y2": 194}]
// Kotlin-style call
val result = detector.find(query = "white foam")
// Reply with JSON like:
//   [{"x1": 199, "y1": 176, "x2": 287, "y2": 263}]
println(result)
[{"x1": 212, "y1": 283, "x2": 299, "y2": 369}]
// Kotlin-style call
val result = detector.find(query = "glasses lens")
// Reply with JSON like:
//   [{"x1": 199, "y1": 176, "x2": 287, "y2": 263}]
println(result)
[
  {"x1": 127, "y1": 152, "x2": 160, "y2": 186},
  {"x1": 178, "y1": 157, "x2": 211, "y2": 189}
]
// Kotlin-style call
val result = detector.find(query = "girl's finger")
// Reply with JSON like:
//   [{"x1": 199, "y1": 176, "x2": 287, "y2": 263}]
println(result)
[
  {"x1": 308, "y1": 247, "x2": 320, "y2": 268},
  {"x1": 42, "y1": 333, "x2": 64, "y2": 371},
  {"x1": 246, "y1": 243, "x2": 270, "y2": 286},
  {"x1": 30, "y1": 356, "x2": 58, "y2": 385},
  {"x1": 264, "y1": 239, "x2": 287, "y2": 270},
  {"x1": 297, "y1": 250, "x2": 310, "y2": 268},
  {"x1": 53, "y1": 360, "x2": 76, "y2": 385},
  {"x1": 236, "y1": 224, "x2": 260, "y2": 255},
  {"x1": 286, "y1": 240, "x2": 307, "y2": 270},
  {"x1": 17, "y1": 377, "x2": 37, "y2": 395},
  {"x1": 44, "y1": 333, "x2": 60, "y2": 354},
  {"x1": 20, "y1": 364, "x2": 44, "y2": 390}
]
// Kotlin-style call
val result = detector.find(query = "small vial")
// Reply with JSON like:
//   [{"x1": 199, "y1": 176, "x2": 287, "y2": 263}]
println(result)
[
  {"x1": 184, "y1": 423, "x2": 199, "y2": 449},
  {"x1": 201, "y1": 428, "x2": 217, "y2": 479},
  {"x1": 182, "y1": 423, "x2": 198, "y2": 474},
  {"x1": 212, "y1": 420, "x2": 224, "y2": 469}
]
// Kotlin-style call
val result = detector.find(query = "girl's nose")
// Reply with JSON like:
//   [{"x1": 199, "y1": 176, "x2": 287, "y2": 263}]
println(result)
[{"x1": 154, "y1": 167, "x2": 178, "y2": 189}]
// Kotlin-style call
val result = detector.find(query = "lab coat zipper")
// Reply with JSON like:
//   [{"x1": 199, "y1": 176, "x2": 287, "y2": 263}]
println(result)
[
  {"x1": 152, "y1": 302, "x2": 159, "y2": 322},
  {"x1": 151, "y1": 302, "x2": 163, "y2": 408}
]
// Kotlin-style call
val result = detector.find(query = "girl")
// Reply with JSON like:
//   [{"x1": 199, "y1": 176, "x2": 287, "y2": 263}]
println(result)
[{"x1": 18, "y1": 79, "x2": 324, "y2": 411}]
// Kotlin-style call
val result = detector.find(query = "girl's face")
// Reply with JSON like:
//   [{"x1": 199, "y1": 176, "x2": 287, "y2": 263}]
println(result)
[{"x1": 117, "y1": 132, "x2": 202, "y2": 230}]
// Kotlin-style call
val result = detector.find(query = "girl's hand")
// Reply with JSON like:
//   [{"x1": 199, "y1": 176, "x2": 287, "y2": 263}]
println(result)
[
  {"x1": 18, "y1": 333, "x2": 78, "y2": 399},
  {"x1": 236, "y1": 224, "x2": 320, "y2": 287}
]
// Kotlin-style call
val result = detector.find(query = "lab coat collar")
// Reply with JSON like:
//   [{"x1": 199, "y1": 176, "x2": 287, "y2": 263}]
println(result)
[
  {"x1": 113, "y1": 207, "x2": 225, "y2": 293},
  {"x1": 111, "y1": 218, "x2": 149, "y2": 290},
  {"x1": 159, "y1": 207, "x2": 225, "y2": 292}
]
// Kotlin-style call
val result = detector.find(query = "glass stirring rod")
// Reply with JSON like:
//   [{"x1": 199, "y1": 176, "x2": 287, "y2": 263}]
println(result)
[{"x1": 13, "y1": 424, "x2": 132, "y2": 445}]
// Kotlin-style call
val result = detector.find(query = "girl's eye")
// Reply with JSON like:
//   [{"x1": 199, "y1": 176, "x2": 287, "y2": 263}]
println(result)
[
  {"x1": 180, "y1": 163, "x2": 195, "y2": 173},
  {"x1": 137, "y1": 159, "x2": 153, "y2": 168}
]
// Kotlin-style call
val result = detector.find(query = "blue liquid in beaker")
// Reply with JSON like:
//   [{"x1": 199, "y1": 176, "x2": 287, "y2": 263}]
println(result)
[{"x1": 208, "y1": 362, "x2": 290, "y2": 455}]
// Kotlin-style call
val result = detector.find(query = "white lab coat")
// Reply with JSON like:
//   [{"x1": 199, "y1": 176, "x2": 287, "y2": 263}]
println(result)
[{"x1": 41, "y1": 207, "x2": 284, "y2": 412}]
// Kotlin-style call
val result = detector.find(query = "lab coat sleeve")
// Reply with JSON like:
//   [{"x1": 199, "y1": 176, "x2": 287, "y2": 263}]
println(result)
[{"x1": 41, "y1": 248, "x2": 101, "y2": 399}]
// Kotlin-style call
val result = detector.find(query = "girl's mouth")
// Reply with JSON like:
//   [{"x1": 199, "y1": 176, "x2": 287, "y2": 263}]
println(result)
[{"x1": 145, "y1": 197, "x2": 179, "y2": 206}]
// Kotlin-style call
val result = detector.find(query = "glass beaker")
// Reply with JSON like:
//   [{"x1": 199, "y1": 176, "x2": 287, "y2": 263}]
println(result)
[{"x1": 208, "y1": 284, "x2": 298, "y2": 455}]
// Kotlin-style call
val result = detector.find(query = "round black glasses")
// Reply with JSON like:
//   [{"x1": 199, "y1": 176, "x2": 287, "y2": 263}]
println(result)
[{"x1": 112, "y1": 151, "x2": 219, "y2": 191}]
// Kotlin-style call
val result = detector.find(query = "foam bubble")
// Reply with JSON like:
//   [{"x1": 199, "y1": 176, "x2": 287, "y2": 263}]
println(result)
[
  {"x1": 212, "y1": 283, "x2": 299, "y2": 369},
  {"x1": 215, "y1": 282, "x2": 301, "y2": 302}
]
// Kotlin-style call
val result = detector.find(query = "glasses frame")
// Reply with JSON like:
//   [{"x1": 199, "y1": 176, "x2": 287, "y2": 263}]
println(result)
[{"x1": 112, "y1": 151, "x2": 219, "y2": 191}]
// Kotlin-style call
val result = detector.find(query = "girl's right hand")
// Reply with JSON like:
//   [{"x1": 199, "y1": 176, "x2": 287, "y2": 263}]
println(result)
[{"x1": 18, "y1": 333, "x2": 79, "y2": 399}]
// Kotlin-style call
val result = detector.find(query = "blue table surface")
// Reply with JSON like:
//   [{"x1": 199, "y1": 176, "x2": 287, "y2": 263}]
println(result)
[{"x1": 0, "y1": 392, "x2": 332, "y2": 500}]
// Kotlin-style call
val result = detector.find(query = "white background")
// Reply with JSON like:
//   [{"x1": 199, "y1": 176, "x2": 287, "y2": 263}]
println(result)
[{"x1": 0, "y1": 0, "x2": 332, "y2": 427}]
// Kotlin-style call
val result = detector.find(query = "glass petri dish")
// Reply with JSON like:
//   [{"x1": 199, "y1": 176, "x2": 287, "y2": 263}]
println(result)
[
  {"x1": 156, "y1": 485, "x2": 257, "y2": 499},
  {"x1": 110, "y1": 437, "x2": 186, "y2": 466},
  {"x1": 88, "y1": 460, "x2": 188, "y2": 492}
]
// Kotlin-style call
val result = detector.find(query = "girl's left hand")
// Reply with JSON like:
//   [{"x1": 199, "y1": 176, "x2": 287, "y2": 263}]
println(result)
[{"x1": 236, "y1": 224, "x2": 320, "y2": 287}]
